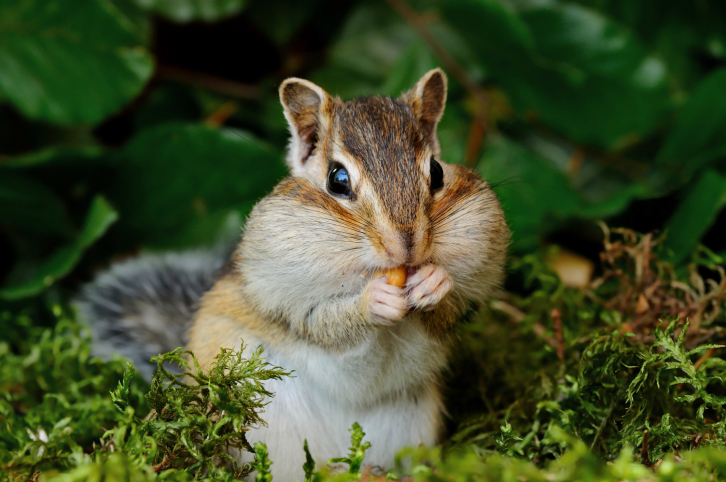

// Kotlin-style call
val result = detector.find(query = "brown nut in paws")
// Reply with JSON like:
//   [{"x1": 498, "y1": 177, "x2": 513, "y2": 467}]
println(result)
[{"x1": 373, "y1": 266, "x2": 407, "y2": 288}]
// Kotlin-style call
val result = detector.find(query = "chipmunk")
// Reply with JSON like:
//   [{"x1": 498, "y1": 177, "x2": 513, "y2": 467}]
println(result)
[{"x1": 78, "y1": 69, "x2": 508, "y2": 480}]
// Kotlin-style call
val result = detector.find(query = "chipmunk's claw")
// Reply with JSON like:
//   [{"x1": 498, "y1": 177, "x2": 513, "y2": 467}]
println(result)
[
  {"x1": 366, "y1": 276, "x2": 408, "y2": 324},
  {"x1": 406, "y1": 265, "x2": 452, "y2": 311}
]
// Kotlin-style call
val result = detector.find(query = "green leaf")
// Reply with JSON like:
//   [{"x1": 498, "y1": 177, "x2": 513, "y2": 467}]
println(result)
[
  {"x1": 0, "y1": 145, "x2": 104, "y2": 168},
  {"x1": 0, "y1": 172, "x2": 75, "y2": 238},
  {"x1": 303, "y1": 439, "x2": 316, "y2": 482},
  {"x1": 308, "y1": 2, "x2": 417, "y2": 98},
  {"x1": 133, "y1": 0, "x2": 246, "y2": 22},
  {"x1": 0, "y1": 0, "x2": 154, "y2": 125},
  {"x1": 0, "y1": 196, "x2": 118, "y2": 299},
  {"x1": 442, "y1": 2, "x2": 669, "y2": 148},
  {"x1": 311, "y1": 1, "x2": 479, "y2": 100},
  {"x1": 657, "y1": 68, "x2": 726, "y2": 178},
  {"x1": 379, "y1": 41, "x2": 439, "y2": 97},
  {"x1": 521, "y1": 5, "x2": 650, "y2": 80},
  {"x1": 247, "y1": 0, "x2": 323, "y2": 46},
  {"x1": 478, "y1": 136, "x2": 580, "y2": 251},
  {"x1": 439, "y1": 0, "x2": 534, "y2": 56},
  {"x1": 664, "y1": 169, "x2": 726, "y2": 264},
  {"x1": 110, "y1": 123, "x2": 285, "y2": 249}
]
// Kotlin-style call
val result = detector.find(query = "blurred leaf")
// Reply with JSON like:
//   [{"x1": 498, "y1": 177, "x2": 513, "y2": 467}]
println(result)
[
  {"x1": 110, "y1": 123, "x2": 285, "y2": 249},
  {"x1": 521, "y1": 5, "x2": 650, "y2": 79},
  {"x1": 108, "y1": 0, "x2": 152, "y2": 44},
  {"x1": 132, "y1": 0, "x2": 246, "y2": 22},
  {"x1": 247, "y1": 0, "x2": 324, "y2": 46},
  {"x1": 1, "y1": 145, "x2": 104, "y2": 168},
  {"x1": 479, "y1": 135, "x2": 653, "y2": 251},
  {"x1": 0, "y1": 196, "x2": 118, "y2": 300},
  {"x1": 478, "y1": 136, "x2": 580, "y2": 251},
  {"x1": 310, "y1": 1, "x2": 478, "y2": 102},
  {"x1": 379, "y1": 41, "x2": 439, "y2": 96},
  {"x1": 309, "y1": 2, "x2": 417, "y2": 97},
  {"x1": 664, "y1": 169, "x2": 726, "y2": 264},
  {"x1": 133, "y1": 84, "x2": 203, "y2": 130},
  {"x1": 442, "y1": 1, "x2": 669, "y2": 148},
  {"x1": 437, "y1": 102, "x2": 471, "y2": 165},
  {"x1": 572, "y1": 1, "x2": 726, "y2": 92},
  {"x1": 0, "y1": 0, "x2": 154, "y2": 125},
  {"x1": 524, "y1": 134, "x2": 651, "y2": 217},
  {"x1": 0, "y1": 172, "x2": 75, "y2": 238},
  {"x1": 145, "y1": 208, "x2": 248, "y2": 250},
  {"x1": 657, "y1": 68, "x2": 726, "y2": 179},
  {"x1": 439, "y1": 0, "x2": 534, "y2": 55}
]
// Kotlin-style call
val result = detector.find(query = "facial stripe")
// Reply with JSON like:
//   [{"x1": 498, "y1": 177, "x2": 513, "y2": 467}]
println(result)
[{"x1": 337, "y1": 97, "x2": 426, "y2": 228}]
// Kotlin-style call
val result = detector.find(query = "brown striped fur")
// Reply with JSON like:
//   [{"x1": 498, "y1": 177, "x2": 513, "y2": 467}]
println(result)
[
  {"x1": 185, "y1": 69, "x2": 508, "y2": 480},
  {"x1": 190, "y1": 68, "x2": 508, "y2": 357}
]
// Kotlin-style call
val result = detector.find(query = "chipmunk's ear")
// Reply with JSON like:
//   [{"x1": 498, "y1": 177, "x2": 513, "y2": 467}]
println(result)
[
  {"x1": 279, "y1": 78, "x2": 332, "y2": 174},
  {"x1": 405, "y1": 69, "x2": 447, "y2": 151}
]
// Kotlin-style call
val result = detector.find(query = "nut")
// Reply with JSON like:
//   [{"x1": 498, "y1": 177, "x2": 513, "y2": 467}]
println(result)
[{"x1": 374, "y1": 266, "x2": 407, "y2": 288}]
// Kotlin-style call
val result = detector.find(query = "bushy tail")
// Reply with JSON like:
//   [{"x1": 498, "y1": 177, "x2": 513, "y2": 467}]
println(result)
[{"x1": 76, "y1": 249, "x2": 230, "y2": 380}]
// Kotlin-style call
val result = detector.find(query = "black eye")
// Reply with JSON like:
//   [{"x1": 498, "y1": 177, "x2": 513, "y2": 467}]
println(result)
[
  {"x1": 430, "y1": 158, "x2": 444, "y2": 193},
  {"x1": 328, "y1": 164, "x2": 352, "y2": 198}
]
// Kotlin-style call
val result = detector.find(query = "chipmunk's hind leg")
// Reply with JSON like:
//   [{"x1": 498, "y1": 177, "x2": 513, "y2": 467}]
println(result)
[{"x1": 75, "y1": 250, "x2": 230, "y2": 380}]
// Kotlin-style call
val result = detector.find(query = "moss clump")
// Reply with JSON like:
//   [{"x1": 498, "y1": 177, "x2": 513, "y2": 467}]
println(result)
[
  {"x1": 0, "y1": 307, "x2": 289, "y2": 481},
  {"x1": 3, "y1": 228, "x2": 726, "y2": 481},
  {"x1": 446, "y1": 227, "x2": 726, "y2": 468}
]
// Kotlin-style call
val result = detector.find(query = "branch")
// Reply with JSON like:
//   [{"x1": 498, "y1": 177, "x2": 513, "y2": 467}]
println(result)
[
  {"x1": 156, "y1": 66, "x2": 262, "y2": 100},
  {"x1": 152, "y1": 451, "x2": 178, "y2": 473},
  {"x1": 551, "y1": 307, "x2": 565, "y2": 362}
]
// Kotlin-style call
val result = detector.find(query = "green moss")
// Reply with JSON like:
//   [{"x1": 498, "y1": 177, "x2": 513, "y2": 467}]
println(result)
[{"x1": 3, "y1": 229, "x2": 726, "y2": 481}]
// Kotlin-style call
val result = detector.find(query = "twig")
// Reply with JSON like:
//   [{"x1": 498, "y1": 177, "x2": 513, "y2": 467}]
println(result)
[
  {"x1": 490, "y1": 300, "x2": 526, "y2": 323},
  {"x1": 152, "y1": 452, "x2": 177, "y2": 473},
  {"x1": 464, "y1": 115, "x2": 487, "y2": 169},
  {"x1": 156, "y1": 65, "x2": 261, "y2": 100},
  {"x1": 693, "y1": 433, "x2": 703, "y2": 449},
  {"x1": 206, "y1": 100, "x2": 239, "y2": 127},
  {"x1": 551, "y1": 308, "x2": 565, "y2": 362},
  {"x1": 694, "y1": 347, "x2": 717, "y2": 371},
  {"x1": 567, "y1": 148, "x2": 585, "y2": 175},
  {"x1": 385, "y1": 0, "x2": 490, "y2": 167}
]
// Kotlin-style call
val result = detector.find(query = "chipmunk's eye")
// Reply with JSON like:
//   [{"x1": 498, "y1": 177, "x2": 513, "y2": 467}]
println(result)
[
  {"x1": 430, "y1": 158, "x2": 444, "y2": 193},
  {"x1": 328, "y1": 164, "x2": 352, "y2": 198}
]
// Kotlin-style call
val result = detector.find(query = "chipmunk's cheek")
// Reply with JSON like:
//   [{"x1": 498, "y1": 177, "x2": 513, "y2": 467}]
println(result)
[
  {"x1": 405, "y1": 265, "x2": 453, "y2": 311},
  {"x1": 364, "y1": 277, "x2": 408, "y2": 324}
]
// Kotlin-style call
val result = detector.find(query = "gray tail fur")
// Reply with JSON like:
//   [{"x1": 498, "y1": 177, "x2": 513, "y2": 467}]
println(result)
[{"x1": 75, "y1": 249, "x2": 230, "y2": 380}]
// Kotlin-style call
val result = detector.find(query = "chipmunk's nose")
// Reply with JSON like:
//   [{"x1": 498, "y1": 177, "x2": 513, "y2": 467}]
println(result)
[
  {"x1": 408, "y1": 219, "x2": 432, "y2": 266},
  {"x1": 381, "y1": 231, "x2": 410, "y2": 266},
  {"x1": 382, "y1": 220, "x2": 431, "y2": 266}
]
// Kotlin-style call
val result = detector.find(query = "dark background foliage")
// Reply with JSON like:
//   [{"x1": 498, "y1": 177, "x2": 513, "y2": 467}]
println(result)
[
  {"x1": 2, "y1": 0, "x2": 726, "y2": 305},
  {"x1": 3, "y1": 0, "x2": 726, "y2": 479}
]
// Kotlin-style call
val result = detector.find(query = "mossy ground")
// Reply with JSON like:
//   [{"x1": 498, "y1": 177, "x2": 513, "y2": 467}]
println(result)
[{"x1": 3, "y1": 228, "x2": 726, "y2": 481}]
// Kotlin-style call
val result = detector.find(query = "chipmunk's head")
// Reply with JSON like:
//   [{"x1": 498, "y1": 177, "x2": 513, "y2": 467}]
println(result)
[{"x1": 279, "y1": 69, "x2": 450, "y2": 269}]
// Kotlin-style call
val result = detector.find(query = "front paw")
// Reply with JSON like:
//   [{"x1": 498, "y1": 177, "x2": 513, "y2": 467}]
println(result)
[
  {"x1": 364, "y1": 276, "x2": 408, "y2": 324},
  {"x1": 406, "y1": 265, "x2": 453, "y2": 311}
]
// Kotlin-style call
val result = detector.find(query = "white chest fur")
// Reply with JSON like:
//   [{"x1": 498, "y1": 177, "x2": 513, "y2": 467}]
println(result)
[{"x1": 234, "y1": 315, "x2": 449, "y2": 482}]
